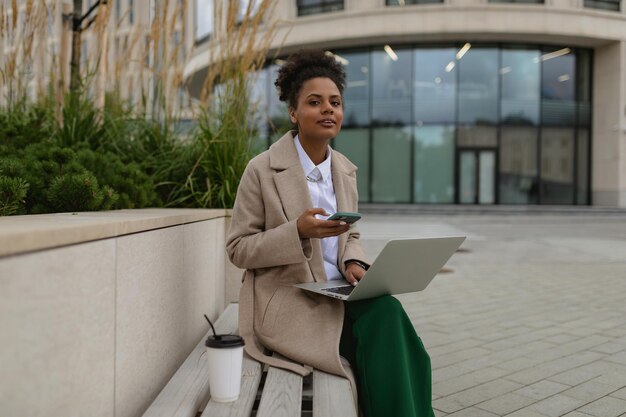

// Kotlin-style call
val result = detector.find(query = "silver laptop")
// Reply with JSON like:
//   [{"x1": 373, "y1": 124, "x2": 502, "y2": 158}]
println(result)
[{"x1": 293, "y1": 236, "x2": 465, "y2": 301}]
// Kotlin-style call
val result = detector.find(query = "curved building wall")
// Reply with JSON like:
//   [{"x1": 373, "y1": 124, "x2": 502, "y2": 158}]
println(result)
[{"x1": 187, "y1": 0, "x2": 626, "y2": 206}]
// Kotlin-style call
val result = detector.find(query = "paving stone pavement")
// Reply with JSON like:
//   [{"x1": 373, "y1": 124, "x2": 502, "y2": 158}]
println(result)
[{"x1": 357, "y1": 213, "x2": 626, "y2": 417}]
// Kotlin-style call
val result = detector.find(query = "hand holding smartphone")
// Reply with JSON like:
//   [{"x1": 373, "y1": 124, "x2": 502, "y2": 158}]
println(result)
[{"x1": 326, "y1": 211, "x2": 362, "y2": 224}]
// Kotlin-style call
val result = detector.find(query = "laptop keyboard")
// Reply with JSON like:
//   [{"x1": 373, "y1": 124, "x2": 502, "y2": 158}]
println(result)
[{"x1": 321, "y1": 286, "x2": 354, "y2": 296}]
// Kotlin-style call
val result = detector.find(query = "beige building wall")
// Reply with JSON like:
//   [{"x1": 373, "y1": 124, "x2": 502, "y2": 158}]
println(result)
[{"x1": 592, "y1": 40, "x2": 626, "y2": 206}]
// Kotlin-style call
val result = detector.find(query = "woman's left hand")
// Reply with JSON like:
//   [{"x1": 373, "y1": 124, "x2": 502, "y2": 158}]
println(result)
[{"x1": 345, "y1": 263, "x2": 366, "y2": 286}]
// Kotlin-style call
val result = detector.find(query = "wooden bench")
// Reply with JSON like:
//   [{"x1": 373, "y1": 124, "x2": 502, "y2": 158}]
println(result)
[{"x1": 142, "y1": 304, "x2": 358, "y2": 417}]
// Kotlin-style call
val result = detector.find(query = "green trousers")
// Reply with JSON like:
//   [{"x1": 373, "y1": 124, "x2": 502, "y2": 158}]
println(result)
[{"x1": 340, "y1": 295, "x2": 435, "y2": 417}]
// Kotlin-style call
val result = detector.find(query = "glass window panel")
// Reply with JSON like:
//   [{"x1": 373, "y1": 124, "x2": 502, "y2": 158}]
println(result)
[
  {"x1": 238, "y1": 0, "x2": 261, "y2": 21},
  {"x1": 576, "y1": 50, "x2": 592, "y2": 103},
  {"x1": 414, "y1": 48, "x2": 457, "y2": 124},
  {"x1": 413, "y1": 126, "x2": 455, "y2": 203},
  {"x1": 578, "y1": 102, "x2": 591, "y2": 127},
  {"x1": 116, "y1": 0, "x2": 121, "y2": 21},
  {"x1": 372, "y1": 48, "x2": 412, "y2": 126},
  {"x1": 297, "y1": 0, "x2": 344, "y2": 16},
  {"x1": 372, "y1": 127, "x2": 412, "y2": 202},
  {"x1": 488, "y1": 0, "x2": 543, "y2": 3},
  {"x1": 577, "y1": 49, "x2": 592, "y2": 127},
  {"x1": 248, "y1": 70, "x2": 269, "y2": 153},
  {"x1": 500, "y1": 49, "x2": 540, "y2": 125},
  {"x1": 334, "y1": 129, "x2": 370, "y2": 202},
  {"x1": 584, "y1": 0, "x2": 620, "y2": 11},
  {"x1": 541, "y1": 48, "x2": 576, "y2": 125},
  {"x1": 195, "y1": 0, "x2": 214, "y2": 41},
  {"x1": 457, "y1": 126, "x2": 498, "y2": 147},
  {"x1": 499, "y1": 127, "x2": 539, "y2": 204},
  {"x1": 387, "y1": 0, "x2": 443, "y2": 5},
  {"x1": 342, "y1": 52, "x2": 370, "y2": 127},
  {"x1": 459, "y1": 152, "x2": 476, "y2": 203},
  {"x1": 129, "y1": 0, "x2": 134, "y2": 23},
  {"x1": 458, "y1": 47, "x2": 499, "y2": 124},
  {"x1": 268, "y1": 64, "x2": 290, "y2": 136},
  {"x1": 479, "y1": 151, "x2": 496, "y2": 204},
  {"x1": 540, "y1": 128, "x2": 575, "y2": 204},
  {"x1": 577, "y1": 129, "x2": 589, "y2": 205}
]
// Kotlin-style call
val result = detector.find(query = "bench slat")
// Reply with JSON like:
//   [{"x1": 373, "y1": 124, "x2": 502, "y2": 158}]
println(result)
[
  {"x1": 142, "y1": 304, "x2": 239, "y2": 417},
  {"x1": 256, "y1": 354, "x2": 303, "y2": 417},
  {"x1": 312, "y1": 369, "x2": 358, "y2": 417},
  {"x1": 200, "y1": 355, "x2": 262, "y2": 417}
]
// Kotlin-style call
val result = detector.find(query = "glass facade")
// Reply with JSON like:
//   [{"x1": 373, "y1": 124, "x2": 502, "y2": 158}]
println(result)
[
  {"x1": 195, "y1": 0, "x2": 214, "y2": 41},
  {"x1": 251, "y1": 44, "x2": 592, "y2": 205},
  {"x1": 584, "y1": 0, "x2": 621, "y2": 11},
  {"x1": 387, "y1": 0, "x2": 443, "y2": 5},
  {"x1": 488, "y1": 0, "x2": 544, "y2": 3},
  {"x1": 297, "y1": 0, "x2": 344, "y2": 16}
]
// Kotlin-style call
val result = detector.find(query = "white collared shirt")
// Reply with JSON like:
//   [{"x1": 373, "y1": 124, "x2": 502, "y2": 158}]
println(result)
[{"x1": 294, "y1": 135, "x2": 342, "y2": 281}]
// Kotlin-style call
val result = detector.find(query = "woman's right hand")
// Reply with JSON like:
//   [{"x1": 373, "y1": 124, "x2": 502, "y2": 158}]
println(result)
[{"x1": 297, "y1": 208, "x2": 350, "y2": 239}]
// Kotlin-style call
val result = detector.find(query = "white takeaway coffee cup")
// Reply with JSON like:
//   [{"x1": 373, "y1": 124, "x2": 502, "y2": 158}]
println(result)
[{"x1": 205, "y1": 334, "x2": 245, "y2": 402}]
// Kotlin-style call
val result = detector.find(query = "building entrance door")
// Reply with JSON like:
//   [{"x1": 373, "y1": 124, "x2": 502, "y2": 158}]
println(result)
[{"x1": 458, "y1": 149, "x2": 496, "y2": 204}]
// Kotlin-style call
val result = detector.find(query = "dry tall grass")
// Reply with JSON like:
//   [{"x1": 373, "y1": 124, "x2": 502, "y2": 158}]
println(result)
[
  {"x1": 0, "y1": 0, "x2": 51, "y2": 108},
  {"x1": 0, "y1": 0, "x2": 281, "y2": 123}
]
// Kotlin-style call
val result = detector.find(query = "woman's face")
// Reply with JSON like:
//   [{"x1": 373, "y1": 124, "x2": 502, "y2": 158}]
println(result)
[{"x1": 290, "y1": 77, "x2": 343, "y2": 143}]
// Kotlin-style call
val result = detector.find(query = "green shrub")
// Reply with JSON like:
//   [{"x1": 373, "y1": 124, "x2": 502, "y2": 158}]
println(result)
[
  {"x1": 0, "y1": 140, "x2": 161, "y2": 214},
  {"x1": 0, "y1": 103, "x2": 55, "y2": 150},
  {"x1": 55, "y1": 95, "x2": 104, "y2": 148},
  {"x1": 0, "y1": 176, "x2": 29, "y2": 216},
  {"x1": 47, "y1": 171, "x2": 117, "y2": 212}
]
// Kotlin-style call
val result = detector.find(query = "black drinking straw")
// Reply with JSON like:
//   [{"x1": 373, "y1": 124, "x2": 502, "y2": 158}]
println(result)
[{"x1": 204, "y1": 314, "x2": 219, "y2": 339}]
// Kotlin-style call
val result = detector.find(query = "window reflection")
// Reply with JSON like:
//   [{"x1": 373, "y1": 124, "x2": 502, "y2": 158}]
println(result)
[
  {"x1": 237, "y1": 0, "x2": 261, "y2": 22},
  {"x1": 414, "y1": 48, "x2": 456, "y2": 124},
  {"x1": 413, "y1": 126, "x2": 455, "y2": 203},
  {"x1": 541, "y1": 48, "x2": 576, "y2": 125},
  {"x1": 459, "y1": 152, "x2": 476, "y2": 204},
  {"x1": 577, "y1": 129, "x2": 590, "y2": 204},
  {"x1": 499, "y1": 127, "x2": 538, "y2": 203},
  {"x1": 540, "y1": 128, "x2": 575, "y2": 204},
  {"x1": 488, "y1": 0, "x2": 543, "y2": 3},
  {"x1": 342, "y1": 52, "x2": 370, "y2": 127},
  {"x1": 195, "y1": 0, "x2": 213, "y2": 41},
  {"x1": 386, "y1": 0, "x2": 443, "y2": 4},
  {"x1": 334, "y1": 129, "x2": 371, "y2": 201},
  {"x1": 577, "y1": 49, "x2": 592, "y2": 127},
  {"x1": 458, "y1": 48, "x2": 499, "y2": 124},
  {"x1": 297, "y1": 0, "x2": 344, "y2": 16},
  {"x1": 268, "y1": 64, "x2": 290, "y2": 139},
  {"x1": 372, "y1": 48, "x2": 412, "y2": 126},
  {"x1": 457, "y1": 126, "x2": 498, "y2": 147},
  {"x1": 501, "y1": 49, "x2": 540, "y2": 125},
  {"x1": 372, "y1": 127, "x2": 412, "y2": 202},
  {"x1": 584, "y1": 0, "x2": 620, "y2": 11},
  {"x1": 248, "y1": 70, "x2": 269, "y2": 153}
]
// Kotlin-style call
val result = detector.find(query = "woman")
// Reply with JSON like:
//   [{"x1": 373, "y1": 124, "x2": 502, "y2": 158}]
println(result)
[{"x1": 226, "y1": 49, "x2": 434, "y2": 417}]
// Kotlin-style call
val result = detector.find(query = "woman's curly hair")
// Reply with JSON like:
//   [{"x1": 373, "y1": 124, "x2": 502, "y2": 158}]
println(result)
[{"x1": 274, "y1": 49, "x2": 346, "y2": 109}]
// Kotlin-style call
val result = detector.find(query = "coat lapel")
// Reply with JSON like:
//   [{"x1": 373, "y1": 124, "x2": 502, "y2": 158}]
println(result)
[{"x1": 271, "y1": 132, "x2": 326, "y2": 282}]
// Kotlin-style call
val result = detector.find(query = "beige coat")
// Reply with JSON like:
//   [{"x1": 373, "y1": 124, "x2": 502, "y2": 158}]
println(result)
[{"x1": 226, "y1": 131, "x2": 369, "y2": 381}]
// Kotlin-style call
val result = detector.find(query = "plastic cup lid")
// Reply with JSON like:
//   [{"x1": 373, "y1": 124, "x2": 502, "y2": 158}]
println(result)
[{"x1": 205, "y1": 334, "x2": 245, "y2": 348}]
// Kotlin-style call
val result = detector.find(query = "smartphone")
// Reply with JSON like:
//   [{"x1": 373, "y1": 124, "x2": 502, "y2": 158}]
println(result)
[{"x1": 326, "y1": 211, "x2": 362, "y2": 224}]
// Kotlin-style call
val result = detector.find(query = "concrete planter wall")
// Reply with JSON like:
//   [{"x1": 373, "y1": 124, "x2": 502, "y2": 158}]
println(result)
[{"x1": 0, "y1": 209, "x2": 243, "y2": 417}]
